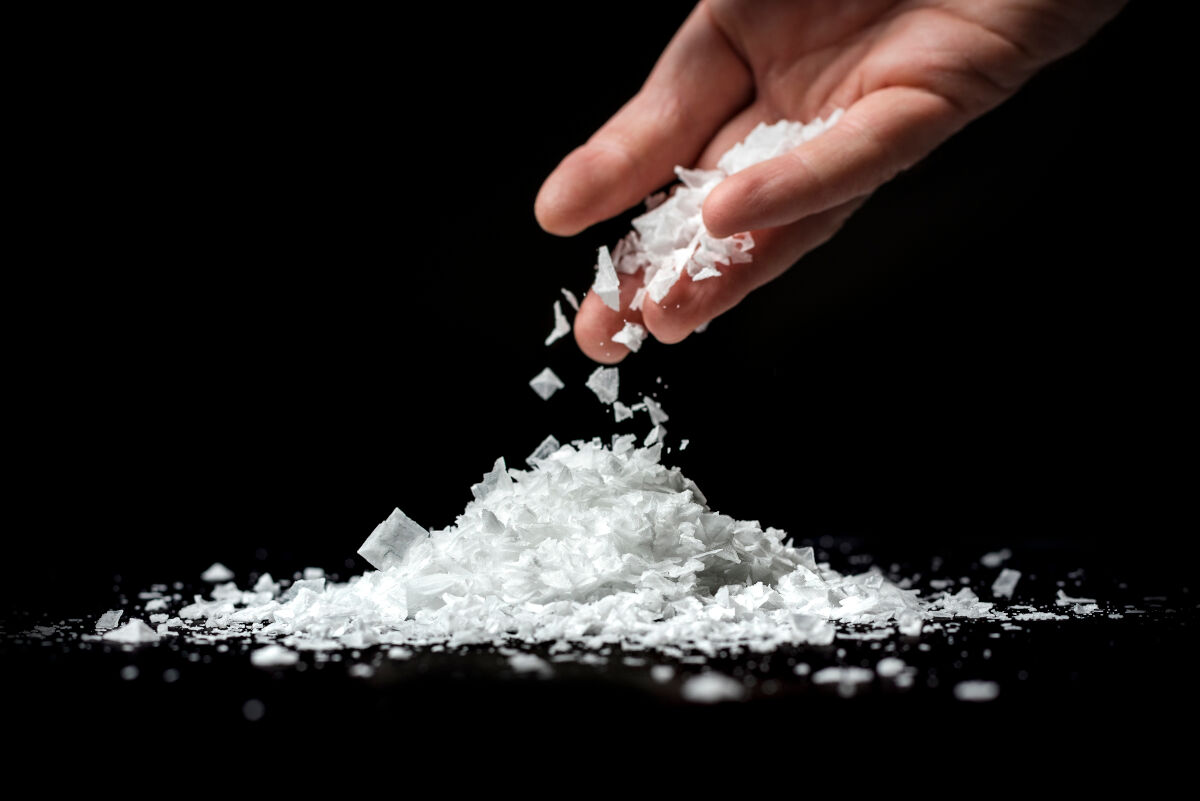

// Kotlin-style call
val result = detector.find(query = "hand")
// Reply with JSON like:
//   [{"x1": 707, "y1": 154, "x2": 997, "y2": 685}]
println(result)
[{"x1": 535, "y1": 0, "x2": 1125, "y2": 363}]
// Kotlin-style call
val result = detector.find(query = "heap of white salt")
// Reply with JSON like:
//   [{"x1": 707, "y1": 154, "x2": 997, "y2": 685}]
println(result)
[
  {"x1": 592, "y1": 112, "x2": 843, "y2": 315},
  {"x1": 177, "y1": 436, "x2": 936, "y2": 655}
]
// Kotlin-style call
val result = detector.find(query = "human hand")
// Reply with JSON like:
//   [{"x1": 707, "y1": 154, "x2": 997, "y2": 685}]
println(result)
[{"x1": 535, "y1": 0, "x2": 1126, "y2": 363}]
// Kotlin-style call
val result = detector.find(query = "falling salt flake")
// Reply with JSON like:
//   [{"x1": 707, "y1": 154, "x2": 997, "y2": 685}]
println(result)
[
  {"x1": 201, "y1": 562, "x2": 235, "y2": 583},
  {"x1": 641, "y1": 395, "x2": 669, "y2": 425},
  {"x1": 1056, "y1": 589, "x2": 1097, "y2": 607},
  {"x1": 508, "y1": 653, "x2": 553, "y2": 678},
  {"x1": 693, "y1": 320, "x2": 709, "y2": 334},
  {"x1": 544, "y1": 300, "x2": 571, "y2": 346},
  {"x1": 560, "y1": 288, "x2": 580, "y2": 312},
  {"x1": 527, "y1": 434, "x2": 561, "y2": 466},
  {"x1": 102, "y1": 619, "x2": 161, "y2": 644},
  {"x1": 980, "y1": 548, "x2": 1013, "y2": 568},
  {"x1": 387, "y1": 646, "x2": 413, "y2": 660},
  {"x1": 644, "y1": 425, "x2": 665, "y2": 447},
  {"x1": 303, "y1": 567, "x2": 325, "y2": 580},
  {"x1": 613, "y1": 401, "x2": 633, "y2": 423},
  {"x1": 876, "y1": 657, "x2": 907, "y2": 678},
  {"x1": 348, "y1": 664, "x2": 375, "y2": 679},
  {"x1": 681, "y1": 672, "x2": 746, "y2": 704},
  {"x1": 611, "y1": 321, "x2": 647, "y2": 353},
  {"x1": 250, "y1": 644, "x2": 300, "y2": 668},
  {"x1": 954, "y1": 680, "x2": 1000, "y2": 702},
  {"x1": 592, "y1": 245, "x2": 621, "y2": 311},
  {"x1": 991, "y1": 568, "x2": 1022, "y2": 599},
  {"x1": 679, "y1": 439, "x2": 689, "y2": 451},
  {"x1": 120, "y1": 665, "x2": 139, "y2": 680},
  {"x1": 650, "y1": 665, "x2": 675, "y2": 683},
  {"x1": 358, "y1": 507, "x2": 429, "y2": 571},
  {"x1": 529, "y1": 367, "x2": 565, "y2": 401},
  {"x1": 585, "y1": 366, "x2": 619, "y2": 405},
  {"x1": 96, "y1": 610, "x2": 123, "y2": 631}
]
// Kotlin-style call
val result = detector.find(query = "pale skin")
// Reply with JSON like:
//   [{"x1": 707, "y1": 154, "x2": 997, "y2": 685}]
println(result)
[{"x1": 535, "y1": 0, "x2": 1127, "y2": 363}]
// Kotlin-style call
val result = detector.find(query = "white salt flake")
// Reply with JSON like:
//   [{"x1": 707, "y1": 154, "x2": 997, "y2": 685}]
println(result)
[
  {"x1": 650, "y1": 665, "x2": 675, "y2": 683},
  {"x1": 991, "y1": 568, "x2": 1022, "y2": 599},
  {"x1": 954, "y1": 680, "x2": 1000, "y2": 702},
  {"x1": 812, "y1": 666, "x2": 874, "y2": 697},
  {"x1": 611, "y1": 321, "x2": 647, "y2": 353},
  {"x1": 250, "y1": 644, "x2": 299, "y2": 668},
  {"x1": 348, "y1": 664, "x2": 374, "y2": 679},
  {"x1": 641, "y1": 395, "x2": 669, "y2": 425},
  {"x1": 876, "y1": 657, "x2": 907, "y2": 678},
  {"x1": 681, "y1": 672, "x2": 745, "y2": 703},
  {"x1": 980, "y1": 548, "x2": 1012, "y2": 568},
  {"x1": 1056, "y1": 589, "x2": 1097, "y2": 606},
  {"x1": 508, "y1": 653, "x2": 553, "y2": 678},
  {"x1": 613, "y1": 401, "x2": 633, "y2": 422},
  {"x1": 303, "y1": 567, "x2": 325, "y2": 580},
  {"x1": 560, "y1": 288, "x2": 580, "y2": 312},
  {"x1": 358, "y1": 507, "x2": 428, "y2": 571},
  {"x1": 679, "y1": 439, "x2": 689, "y2": 451},
  {"x1": 544, "y1": 300, "x2": 571, "y2": 346},
  {"x1": 592, "y1": 246, "x2": 621, "y2": 311},
  {"x1": 96, "y1": 610, "x2": 123, "y2": 631},
  {"x1": 527, "y1": 434, "x2": 561, "y2": 465},
  {"x1": 102, "y1": 619, "x2": 161, "y2": 644},
  {"x1": 529, "y1": 367, "x2": 565, "y2": 400},
  {"x1": 585, "y1": 366, "x2": 619, "y2": 405},
  {"x1": 201, "y1": 562, "x2": 235, "y2": 582}
]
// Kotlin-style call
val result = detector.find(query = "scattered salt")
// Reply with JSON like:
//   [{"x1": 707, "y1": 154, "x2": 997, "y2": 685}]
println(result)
[
  {"x1": 592, "y1": 246, "x2": 621, "y2": 311},
  {"x1": 95, "y1": 610, "x2": 123, "y2": 631},
  {"x1": 613, "y1": 401, "x2": 633, "y2": 422}
]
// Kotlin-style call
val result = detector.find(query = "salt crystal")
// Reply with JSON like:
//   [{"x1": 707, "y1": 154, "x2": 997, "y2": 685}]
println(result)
[
  {"x1": 529, "y1": 367, "x2": 565, "y2": 400},
  {"x1": 303, "y1": 567, "x2": 325, "y2": 580},
  {"x1": 592, "y1": 246, "x2": 621, "y2": 311},
  {"x1": 508, "y1": 653, "x2": 553, "y2": 678},
  {"x1": 812, "y1": 666, "x2": 874, "y2": 697},
  {"x1": 876, "y1": 657, "x2": 906, "y2": 678},
  {"x1": 250, "y1": 644, "x2": 299, "y2": 668},
  {"x1": 644, "y1": 425, "x2": 664, "y2": 447},
  {"x1": 544, "y1": 300, "x2": 571, "y2": 346},
  {"x1": 252, "y1": 573, "x2": 278, "y2": 595},
  {"x1": 348, "y1": 664, "x2": 375, "y2": 679},
  {"x1": 991, "y1": 568, "x2": 1022, "y2": 599},
  {"x1": 149, "y1": 613, "x2": 168, "y2": 624},
  {"x1": 681, "y1": 672, "x2": 745, "y2": 703},
  {"x1": 120, "y1": 665, "x2": 139, "y2": 680},
  {"x1": 679, "y1": 439, "x2": 689, "y2": 451},
  {"x1": 387, "y1": 646, "x2": 413, "y2": 660},
  {"x1": 980, "y1": 548, "x2": 1012, "y2": 568},
  {"x1": 613, "y1": 401, "x2": 633, "y2": 423},
  {"x1": 143, "y1": 598, "x2": 168, "y2": 613},
  {"x1": 358, "y1": 507, "x2": 428, "y2": 571},
  {"x1": 560, "y1": 288, "x2": 580, "y2": 312},
  {"x1": 650, "y1": 665, "x2": 675, "y2": 683},
  {"x1": 95, "y1": 610, "x2": 123, "y2": 631},
  {"x1": 102, "y1": 619, "x2": 161, "y2": 644},
  {"x1": 585, "y1": 366, "x2": 619, "y2": 405},
  {"x1": 954, "y1": 680, "x2": 1000, "y2": 702},
  {"x1": 611, "y1": 321, "x2": 647, "y2": 353},
  {"x1": 1056, "y1": 589, "x2": 1097, "y2": 606},
  {"x1": 793, "y1": 663, "x2": 811, "y2": 676},
  {"x1": 641, "y1": 395, "x2": 669, "y2": 425},
  {"x1": 201, "y1": 562, "x2": 235, "y2": 582},
  {"x1": 527, "y1": 435, "x2": 561, "y2": 466}
]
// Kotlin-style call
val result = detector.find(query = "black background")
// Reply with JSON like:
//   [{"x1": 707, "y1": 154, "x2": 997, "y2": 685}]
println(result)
[
  {"x1": 4, "y1": 3, "x2": 1193, "y2": 771},
  {"x1": 10, "y1": 2, "x2": 1187, "y2": 609}
]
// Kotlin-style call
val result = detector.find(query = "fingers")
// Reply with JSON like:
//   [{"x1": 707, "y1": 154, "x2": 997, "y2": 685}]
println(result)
[
  {"x1": 702, "y1": 87, "x2": 962, "y2": 238},
  {"x1": 535, "y1": 4, "x2": 752, "y2": 237},
  {"x1": 641, "y1": 198, "x2": 867, "y2": 344},
  {"x1": 573, "y1": 271, "x2": 647, "y2": 364}
]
